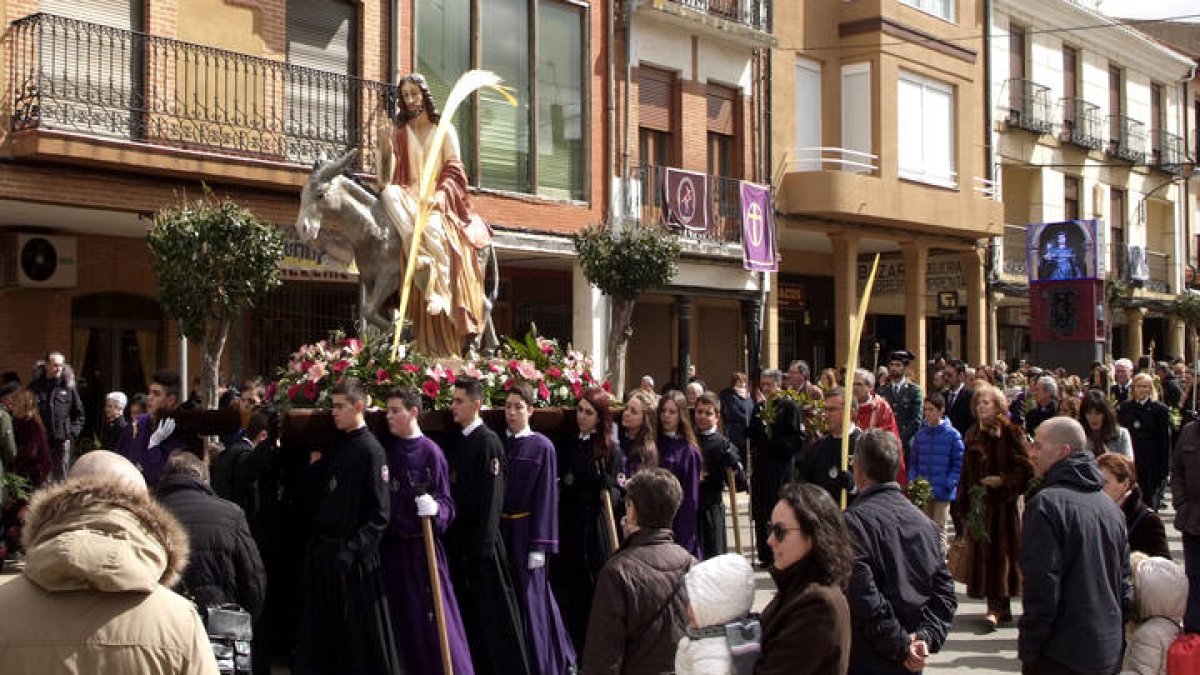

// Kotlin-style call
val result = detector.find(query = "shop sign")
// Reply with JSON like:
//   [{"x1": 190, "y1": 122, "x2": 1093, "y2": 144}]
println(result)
[{"x1": 855, "y1": 252, "x2": 963, "y2": 296}]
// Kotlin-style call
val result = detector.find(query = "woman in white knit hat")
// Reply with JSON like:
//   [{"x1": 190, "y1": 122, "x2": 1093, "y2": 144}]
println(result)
[{"x1": 675, "y1": 553, "x2": 757, "y2": 675}]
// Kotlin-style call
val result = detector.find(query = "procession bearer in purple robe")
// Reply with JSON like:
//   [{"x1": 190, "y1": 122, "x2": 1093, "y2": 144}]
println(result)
[
  {"x1": 501, "y1": 383, "x2": 577, "y2": 675},
  {"x1": 381, "y1": 387, "x2": 474, "y2": 675},
  {"x1": 656, "y1": 390, "x2": 704, "y2": 559}
]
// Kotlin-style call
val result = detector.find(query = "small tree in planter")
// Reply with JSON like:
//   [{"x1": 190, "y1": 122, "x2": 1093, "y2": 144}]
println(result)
[
  {"x1": 148, "y1": 192, "x2": 285, "y2": 409},
  {"x1": 573, "y1": 222, "x2": 680, "y2": 396}
]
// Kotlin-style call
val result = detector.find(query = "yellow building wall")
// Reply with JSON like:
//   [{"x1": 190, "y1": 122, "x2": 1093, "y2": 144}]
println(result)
[{"x1": 179, "y1": 0, "x2": 270, "y2": 58}]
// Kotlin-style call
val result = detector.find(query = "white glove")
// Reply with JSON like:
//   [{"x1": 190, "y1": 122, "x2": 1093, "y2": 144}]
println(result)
[
  {"x1": 528, "y1": 551, "x2": 546, "y2": 570},
  {"x1": 149, "y1": 418, "x2": 176, "y2": 448},
  {"x1": 415, "y1": 494, "x2": 439, "y2": 518}
]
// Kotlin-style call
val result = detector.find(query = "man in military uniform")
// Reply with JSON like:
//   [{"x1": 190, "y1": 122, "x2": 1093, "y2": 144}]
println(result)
[{"x1": 879, "y1": 350, "x2": 923, "y2": 461}]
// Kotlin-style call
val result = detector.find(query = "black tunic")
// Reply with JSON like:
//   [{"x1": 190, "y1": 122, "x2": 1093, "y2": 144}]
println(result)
[
  {"x1": 295, "y1": 425, "x2": 404, "y2": 675},
  {"x1": 747, "y1": 397, "x2": 805, "y2": 565},
  {"x1": 1119, "y1": 398, "x2": 1173, "y2": 510},
  {"x1": 444, "y1": 422, "x2": 532, "y2": 675},
  {"x1": 697, "y1": 429, "x2": 743, "y2": 559},
  {"x1": 794, "y1": 429, "x2": 862, "y2": 507},
  {"x1": 554, "y1": 433, "x2": 621, "y2": 650}
]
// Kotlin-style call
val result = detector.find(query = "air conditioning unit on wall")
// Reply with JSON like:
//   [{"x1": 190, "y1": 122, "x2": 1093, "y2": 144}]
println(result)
[{"x1": 13, "y1": 234, "x2": 78, "y2": 288}]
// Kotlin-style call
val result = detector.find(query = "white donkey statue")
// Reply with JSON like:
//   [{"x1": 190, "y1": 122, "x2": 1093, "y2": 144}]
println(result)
[{"x1": 295, "y1": 148, "x2": 500, "y2": 355}]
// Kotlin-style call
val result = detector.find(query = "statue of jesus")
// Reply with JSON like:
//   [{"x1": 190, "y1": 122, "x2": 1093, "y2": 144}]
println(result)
[{"x1": 376, "y1": 73, "x2": 492, "y2": 357}]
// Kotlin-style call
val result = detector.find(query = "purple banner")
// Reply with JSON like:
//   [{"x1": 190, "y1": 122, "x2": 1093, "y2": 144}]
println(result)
[
  {"x1": 739, "y1": 181, "x2": 777, "y2": 272},
  {"x1": 662, "y1": 168, "x2": 711, "y2": 233}
]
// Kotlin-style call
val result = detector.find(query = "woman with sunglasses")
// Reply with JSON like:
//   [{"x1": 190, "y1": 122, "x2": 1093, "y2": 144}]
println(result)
[{"x1": 756, "y1": 482, "x2": 853, "y2": 675}]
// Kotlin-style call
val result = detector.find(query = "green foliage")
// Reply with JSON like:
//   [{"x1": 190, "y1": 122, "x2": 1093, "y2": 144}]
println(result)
[
  {"x1": 1174, "y1": 291, "x2": 1200, "y2": 326},
  {"x1": 572, "y1": 224, "x2": 681, "y2": 300},
  {"x1": 147, "y1": 193, "x2": 285, "y2": 340},
  {"x1": 2, "y1": 473, "x2": 31, "y2": 502},
  {"x1": 904, "y1": 477, "x2": 933, "y2": 511},
  {"x1": 1107, "y1": 279, "x2": 1133, "y2": 310},
  {"x1": 966, "y1": 484, "x2": 991, "y2": 544}
]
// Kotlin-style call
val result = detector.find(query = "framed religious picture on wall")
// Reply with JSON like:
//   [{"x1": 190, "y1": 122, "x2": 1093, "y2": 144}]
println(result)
[{"x1": 1026, "y1": 219, "x2": 1104, "y2": 283}]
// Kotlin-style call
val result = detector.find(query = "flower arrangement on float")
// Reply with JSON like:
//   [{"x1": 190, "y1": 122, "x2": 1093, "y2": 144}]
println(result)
[{"x1": 268, "y1": 326, "x2": 609, "y2": 410}]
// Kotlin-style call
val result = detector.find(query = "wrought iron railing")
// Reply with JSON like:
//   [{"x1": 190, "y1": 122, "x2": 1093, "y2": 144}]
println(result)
[
  {"x1": 1107, "y1": 115, "x2": 1147, "y2": 164},
  {"x1": 1152, "y1": 130, "x2": 1186, "y2": 174},
  {"x1": 1146, "y1": 249, "x2": 1171, "y2": 294},
  {"x1": 7, "y1": 13, "x2": 388, "y2": 173},
  {"x1": 635, "y1": 164, "x2": 743, "y2": 245},
  {"x1": 1115, "y1": 243, "x2": 1172, "y2": 294},
  {"x1": 1005, "y1": 79, "x2": 1054, "y2": 135},
  {"x1": 674, "y1": 0, "x2": 769, "y2": 30},
  {"x1": 1060, "y1": 97, "x2": 1104, "y2": 151},
  {"x1": 1002, "y1": 224, "x2": 1028, "y2": 277}
]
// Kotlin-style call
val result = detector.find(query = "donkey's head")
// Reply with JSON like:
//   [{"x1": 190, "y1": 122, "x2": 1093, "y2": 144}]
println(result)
[{"x1": 296, "y1": 148, "x2": 359, "y2": 242}]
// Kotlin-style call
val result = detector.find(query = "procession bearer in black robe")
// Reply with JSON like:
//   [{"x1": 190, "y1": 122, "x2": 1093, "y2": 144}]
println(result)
[
  {"x1": 444, "y1": 378, "x2": 532, "y2": 675},
  {"x1": 295, "y1": 377, "x2": 404, "y2": 675}
]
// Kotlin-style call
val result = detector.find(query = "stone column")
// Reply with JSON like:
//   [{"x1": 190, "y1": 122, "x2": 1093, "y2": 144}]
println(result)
[
  {"x1": 959, "y1": 248, "x2": 987, "y2": 367},
  {"x1": 572, "y1": 261, "x2": 608, "y2": 377},
  {"x1": 1126, "y1": 307, "x2": 1146, "y2": 359},
  {"x1": 1168, "y1": 317, "x2": 1186, "y2": 361},
  {"x1": 901, "y1": 242, "x2": 928, "y2": 389},
  {"x1": 676, "y1": 295, "x2": 693, "y2": 388},
  {"x1": 830, "y1": 233, "x2": 861, "y2": 367}
]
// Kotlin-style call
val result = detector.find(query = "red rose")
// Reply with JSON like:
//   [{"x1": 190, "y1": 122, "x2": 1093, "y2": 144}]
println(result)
[
  {"x1": 509, "y1": 360, "x2": 520, "y2": 372},
  {"x1": 376, "y1": 368, "x2": 390, "y2": 384},
  {"x1": 503, "y1": 379, "x2": 514, "y2": 391},
  {"x1": 287, "y1": 384, "x2": 300, "y2": 401},
  {"x1": 402, "y1": 363, "x2": 420, "y2": 374},
  {"x1": 332, "y1": 359, "x2": 351, "y2": 374},
  {"x1": 265, "y1": 382, "x2": 277, "y2": 400},
  {"x1": 538, "y1": 382, "x2": 550, "y2": 401},
  {"x1": 546, "y1": 367, "x2": 562, "y2": 379},
  {"x1": 602, "y1": 381, "x2": 612, "y2": 392},
  {"x1": 582, "y1": 370, "x2": 593, "y2": 382},
  {"x1": 303, "y1": 381, "x2": 319, "y2": 401},
  {"x1": 422, "y1": 379, "x2": 440, "y2": 398},
  {"x1": 301, "y1": 359, "x2": 314, "y2": 372},
  {"x1": 572, "y1": 381, "x2": 583, "y2": 398}
]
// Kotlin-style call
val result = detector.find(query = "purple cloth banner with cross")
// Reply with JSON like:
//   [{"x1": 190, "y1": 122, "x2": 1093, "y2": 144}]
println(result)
[
  {"x1": 662, "y1": 167, "x2": 712, "y2": 233},
  {"x1": 739, "y1": 181, "x2": 777, "y2": 272}
]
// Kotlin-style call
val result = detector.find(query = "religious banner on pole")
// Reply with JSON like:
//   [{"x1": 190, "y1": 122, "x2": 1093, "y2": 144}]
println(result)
[
  {"x1": 739, "y1": 181, "x2": 777, "y2": 272},
  {"x1": 662, "y1": 167, "x2": 712, "y2": 233}
]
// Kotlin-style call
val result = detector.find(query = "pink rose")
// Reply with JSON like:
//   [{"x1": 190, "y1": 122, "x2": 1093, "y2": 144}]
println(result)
[
  {"x1": 341, "y1": 338, "x2": 362, "y2": 352},
  {"x1": 307, "y1": 361, "x2": 327, "y2": 381},
  {"x1": 571, "y1": 381, "x2": 583, "y2": 398},
  {"x1": 516, "y1": 361, "x2": 542, "y2": 381},
  {"x1": 538, "y1": 382, "x2": 550, "y2": 401},
  {"x1": 546, "y1": 367, "x2": 562, "y2": 379},
  {"x1": 463, "y1": 363, "x2": 483, "y2": 379},
  {"x1": 536, "y1": 337, "x2": 555, "y2": 354},
  {"x1": 331, "y1": 359, "x2": 351, "y2": 374},
  {"x1": 445, "y1": 370, "x2": 457, "y2": 385},
  {"x1": 402, "y1": 363, "x2": 420, "y2": 374}
]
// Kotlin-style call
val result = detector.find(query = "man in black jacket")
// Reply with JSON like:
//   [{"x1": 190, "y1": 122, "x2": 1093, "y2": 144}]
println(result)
[
  {"x1": 748, "y1": 369, "x2": 805, "y2": 566},
  {"x1": 30, "y1": 352, "x2": 84, "y2": 480},
  {"x1": 844, "y1": 429, "x2": 956, "y2": 675},
  {"x1": 156, "y1": 450, "x2": 265, "y2": 617},
  {"x1": 941, "y1": 360, "x2": 974, "y2": 438},
  {"x1": 1020, "y1": 417, "x2": 1132, "y2": 675}
]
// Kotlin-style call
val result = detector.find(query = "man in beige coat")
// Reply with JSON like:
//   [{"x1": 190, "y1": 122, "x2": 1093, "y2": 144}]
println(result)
[{"x1": 0, "y1": 450, "x2": 216, "y2": 674}]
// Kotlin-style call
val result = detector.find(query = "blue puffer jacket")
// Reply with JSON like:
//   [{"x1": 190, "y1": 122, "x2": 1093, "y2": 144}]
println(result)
[{"x1": 907, "y1": 418, "x2": 964, "y2": 502}]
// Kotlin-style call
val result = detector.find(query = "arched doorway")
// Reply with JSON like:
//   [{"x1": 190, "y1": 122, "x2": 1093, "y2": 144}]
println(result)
[{"x1": 72, "y1": 292, "x2": 164, "y2": 446}]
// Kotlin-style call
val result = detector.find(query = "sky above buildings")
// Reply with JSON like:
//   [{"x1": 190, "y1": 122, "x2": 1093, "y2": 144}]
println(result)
[{"x1": 1091, "y1": 0, "x2": 1200, "y2": 21}]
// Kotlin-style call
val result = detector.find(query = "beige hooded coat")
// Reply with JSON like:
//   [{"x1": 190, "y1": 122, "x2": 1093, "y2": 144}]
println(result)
[{"x1": 0, "y1": 478, "x2": 217, "y2": 674}]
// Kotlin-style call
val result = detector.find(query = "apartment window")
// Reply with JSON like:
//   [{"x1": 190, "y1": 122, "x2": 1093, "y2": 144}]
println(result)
[
  {"x1": 707, "y1": 83, "x2": 740, "y2": 179},
  {"x1": 1150, "y1": 83, "x2": 1163, "y2": 161},
  {"x1": 841, "y1": 63, "x2": 872, "y2": 171},
  {"x1": 415, "y1": 0, "x2": 587, "y2": 200},
  {"x1": 1063, "y1": 46, "x2": 1078, "y2": 101},
  {"x1": 898, "y1": 70, "x2": 955, "y2": 187},
  {"x1": 1009, "y1": 24, "x2": 1026, "y2": 81},
  {"x1": 1109, "y1": 66, "x2": 1123, "y2": 140},
  {"x1": 901, "y1": 0, "x2": 955, "y2": 22},
  {"x1": 1111, "y1": 188, "x2": 1126, "y2": 274},
  {"x1": 1064, "y1": 176, "x2": 1080, "y2": 220},
  {"x1": 794, "y1": 58, "x2": 822, "y2": 170},
  {"x1": 638, "y1": 66, "x2": 676, "y2": 167}
]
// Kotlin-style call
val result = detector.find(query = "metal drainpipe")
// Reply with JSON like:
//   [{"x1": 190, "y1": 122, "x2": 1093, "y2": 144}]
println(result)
[
  {"x1": 983, "y1": 0, "x2": 997, "y2": 364},
  {"x1": 623, "y1": 0, "x2": 634, "y2": 225},
  {"x1": 608, "y1": 0, "x2": 617, "y2": 224}
]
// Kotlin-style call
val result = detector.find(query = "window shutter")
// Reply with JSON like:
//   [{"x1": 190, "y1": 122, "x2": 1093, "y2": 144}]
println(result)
[
  {"x1": 707, "y1": 84, "x2": 736, "y2": 135},
  {"x1": 639, "y1": 67, "x2": 674, "y2": 132},
  {"x1": 841, "y1": 63, "x2": 872, "y2": 168},
  {"x1": 794, "y1": 59, "x2": 822, "y2": 169},
  {"x1": 285, "y1": 0, "x2": 357, "y2": 163},
  {"x1": 39, "y1": 0, "x2": 139, "y2": 30}
]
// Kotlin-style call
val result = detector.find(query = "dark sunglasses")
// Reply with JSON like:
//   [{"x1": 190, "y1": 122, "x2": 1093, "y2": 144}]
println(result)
[{"x1": 769, "y1": 522, "x2": 803, "y2": 541}]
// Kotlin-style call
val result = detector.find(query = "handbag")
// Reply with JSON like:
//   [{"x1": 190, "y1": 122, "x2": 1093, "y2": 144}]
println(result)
[
  {"x1": 200, "y1": 603, "x2": 253, "y2": 675},
  {"x1": 1168, "y1": 632, "x2": 1200, "y2": 675},
  {"x1": 947, "y1": 537, "x2": 970, "y2": 584}
]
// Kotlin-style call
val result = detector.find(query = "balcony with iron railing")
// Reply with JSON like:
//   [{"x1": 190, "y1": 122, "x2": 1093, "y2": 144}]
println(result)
[
  {"x1": 640, "y1": 0, "x2": 772, "y2": 40},
  {"x1": 1151, "y1": 130, "x2": 1186, "y2": 175},
  {"x1": 1005, "y1": 79, "x2": 1054, "y2": 135},
  {"x1": 1001, "y1": 224, "x2": 1028, "y2": 279},
  {"x1": 1060, "y1": 98, "x2": 1104, "y2": 151},
  {"x1": 4, "y1": 13, "x2": 386, "y2": 184},
  {"x1": 1112, "y1": 243, "x2": 1173, "y2": 295},
  {"x1": 1107, "y1": 115, "x2": 1147, "y2": 164},
  {"x1": 634, "y1": 164, "x2": 743, "y2": 245}
]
